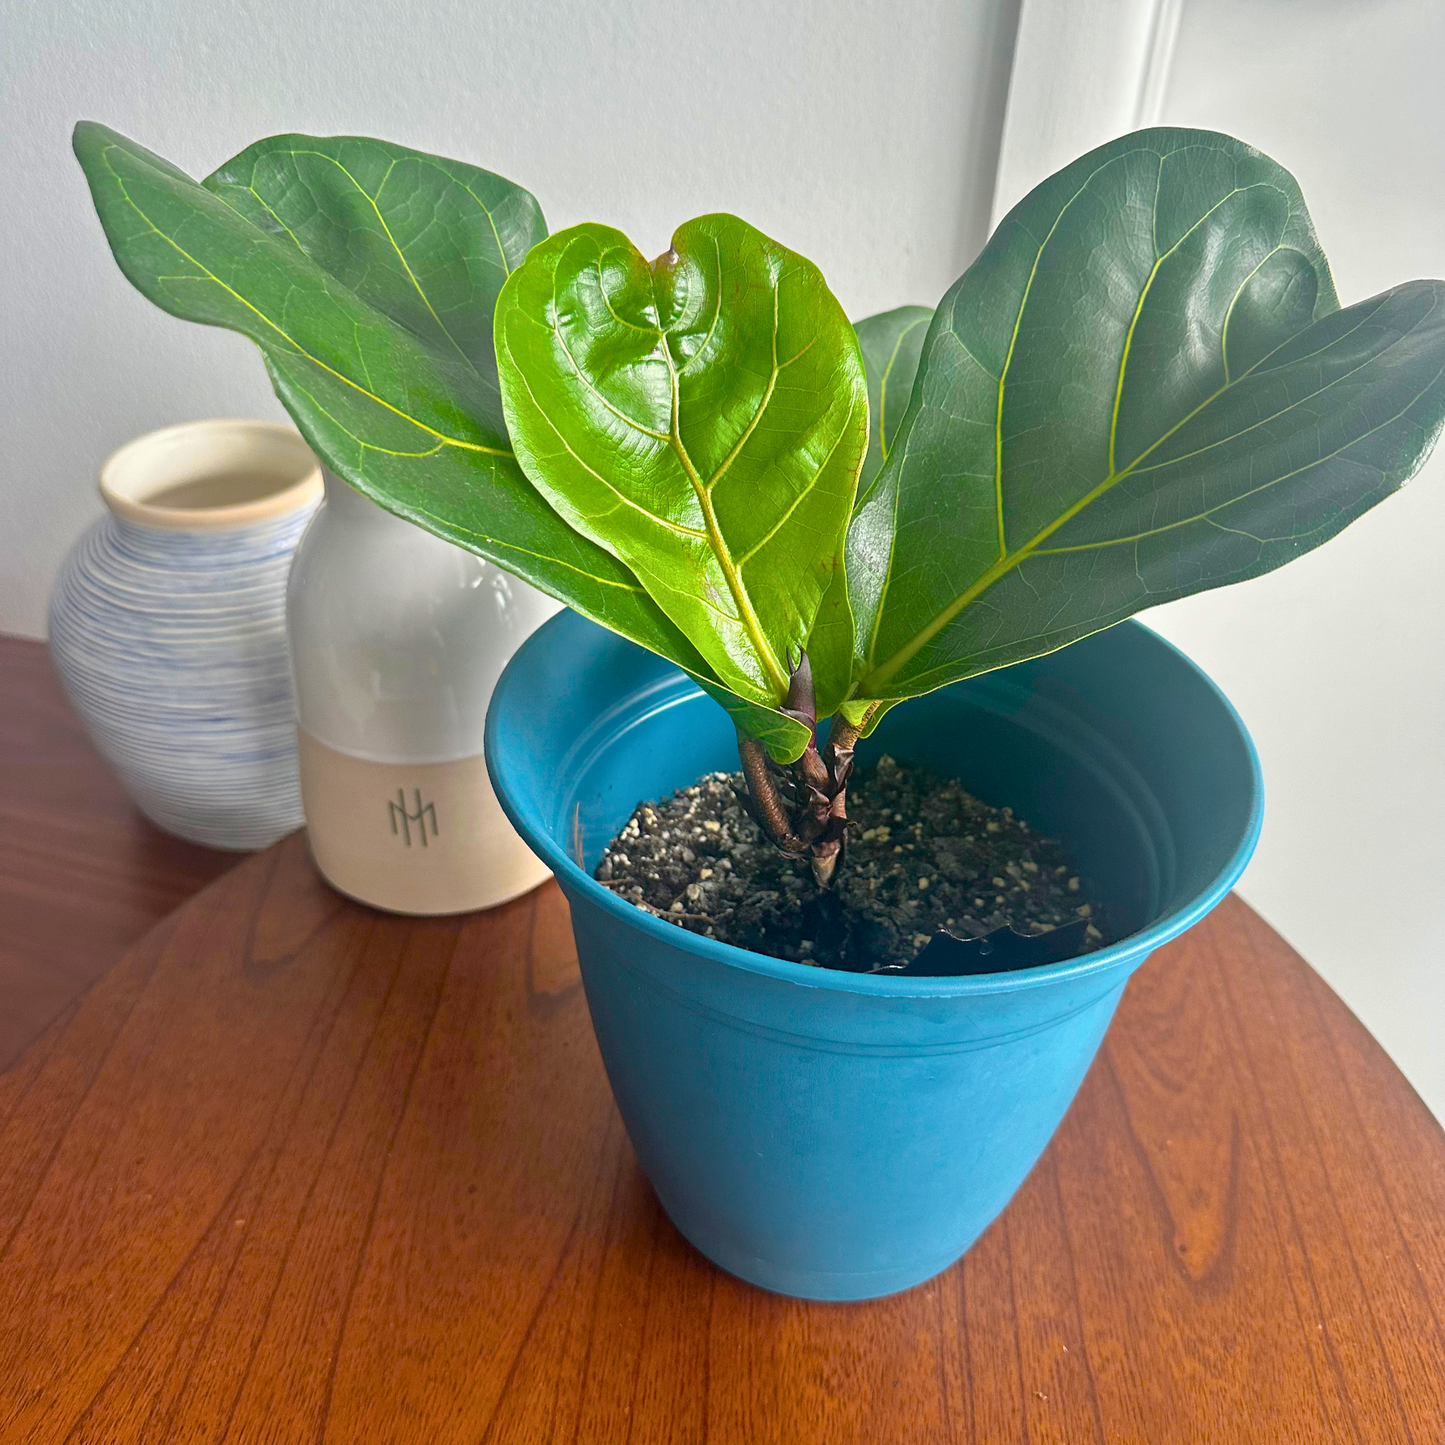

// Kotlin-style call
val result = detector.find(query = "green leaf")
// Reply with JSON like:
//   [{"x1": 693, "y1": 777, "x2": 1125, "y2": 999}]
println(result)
[
  {"x1": 849, "y1": 127, "x2": 1445, "y2": 704},
  {"x1": 698, "y1": 683, "x2": 812, "y2": 761},
  {"x1": 206, "y1": 135, "x2": 545, "y2": 409},
  {"x1": 801, "y1": 304, "x2": 933, "y2": 722},
  {"x1": 855, "y1": 305, "x2": 933, "y2": 494},
  {"x1": 74, "y1": 123, "x2": 814, "y2": 763},
  {"x1": 495, "y1": 215, "x2": 869, "y2": 709},
  {"x1": 799, "y1": 556, "x2": 855, "y2": 722}
]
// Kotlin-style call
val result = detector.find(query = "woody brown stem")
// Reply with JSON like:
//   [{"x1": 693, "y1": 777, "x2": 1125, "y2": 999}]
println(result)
[
  {"x1": 807, "y1": 717, "x2": 862, "y2": 886},
  {"x1": 737, "y1": 731, "x2": 807, "y2": 855},
  {"x1": 737, "y1": 656, "x2": 877, "y2": 887}
]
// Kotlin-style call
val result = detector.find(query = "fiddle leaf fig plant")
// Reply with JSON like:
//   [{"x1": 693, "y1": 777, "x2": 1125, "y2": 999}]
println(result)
[{"x1": 75, "y1": 122, "x2": 1445, "y2": 891}]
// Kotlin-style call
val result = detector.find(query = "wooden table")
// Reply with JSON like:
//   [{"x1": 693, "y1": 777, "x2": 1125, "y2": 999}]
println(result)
[{"x1": 2, "y1": 636, "x2": 1442, "y2": 1443}]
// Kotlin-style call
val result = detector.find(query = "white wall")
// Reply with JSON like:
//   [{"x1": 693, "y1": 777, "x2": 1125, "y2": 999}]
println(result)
[
  {"x1": 1143, "y1": 0, "x2": 1445, "y2": 1118},
  {"x1": 0, "y1": 0, "x2": 1020, "y2": 636}
]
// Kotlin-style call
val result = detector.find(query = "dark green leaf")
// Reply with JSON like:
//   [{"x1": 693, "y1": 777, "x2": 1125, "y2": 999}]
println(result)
[
  {"x1": 804, "y1": 304, "x2": 932, "y2": 720},
  {"x1": 855, "y1": 304, "x2": 932, "y2": 494},
  {"x1": 207, "y1": 134, "x2": 545, "y2": 408},
  {"x1": 849, "y1": 128, "x2": 1445, "y2": 706},
  {"x1": 495, "y1": 215, "x2": 868, "y2": 709},
  {"x1": 800, "y1": 557, "x2": 856, "y2": 722}
]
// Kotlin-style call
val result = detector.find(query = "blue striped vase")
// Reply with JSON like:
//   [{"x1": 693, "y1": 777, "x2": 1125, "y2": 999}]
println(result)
[{"x1": 48, "y1": 419, "x2": 322, "y2": 850}]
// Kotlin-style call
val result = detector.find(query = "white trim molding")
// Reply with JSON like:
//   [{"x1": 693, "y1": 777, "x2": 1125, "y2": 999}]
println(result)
[{"x1": 991, "y1": 0, "x2": 1185, "y2": 225}]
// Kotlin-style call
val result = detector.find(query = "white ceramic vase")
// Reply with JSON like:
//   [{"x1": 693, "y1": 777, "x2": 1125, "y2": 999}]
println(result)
[
  {"x1": 48, "y1": 419, "x2": 323, "y2": 850},
  {"x1": 287, "y1": 471, "x2": 560, "y2": 914}
]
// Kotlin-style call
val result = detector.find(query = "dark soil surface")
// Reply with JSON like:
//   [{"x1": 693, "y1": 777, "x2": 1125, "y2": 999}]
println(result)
[{"x1": 594, "y1": 755, "x2": 1107, "y2": 972}]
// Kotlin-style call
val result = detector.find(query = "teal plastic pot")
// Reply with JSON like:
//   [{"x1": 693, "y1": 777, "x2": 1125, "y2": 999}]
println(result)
[{"x1": 486, "y1": 612, "x2": 1262, "y2": 1300}]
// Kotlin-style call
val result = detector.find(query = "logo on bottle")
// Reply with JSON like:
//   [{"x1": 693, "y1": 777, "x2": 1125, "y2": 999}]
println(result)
[{"x1": 389, "y1": 788, "x2": 439, "y2": 847}]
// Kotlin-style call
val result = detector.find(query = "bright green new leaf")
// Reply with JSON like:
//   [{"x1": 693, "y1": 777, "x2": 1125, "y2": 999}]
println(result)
[
  {"x1": 848, "y1": 128, "x2": 1445, "y2": 712},
  {"x1": 495, "y1": 215, "x2": 869, "y2": 709}
]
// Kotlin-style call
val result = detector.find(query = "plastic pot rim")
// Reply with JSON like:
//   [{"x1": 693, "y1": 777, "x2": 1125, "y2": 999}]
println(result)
[{"x1": 486, "y1": 619, "x2": 1264, "y2": 1002}]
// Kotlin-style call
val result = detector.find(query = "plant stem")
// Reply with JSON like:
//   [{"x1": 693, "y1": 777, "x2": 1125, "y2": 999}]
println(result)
[
  {"x1": 737, "y1": 702, "x2": 863, "y2": 889},
  {"x1": 737, "y1": 731, "x2": 806, "y2": 855},
  {"x1": 807, "y1": 717, "x2": 859, "y2": 887},
  {"x1": 826, "y1": 718, "x2": 862, "y2": 759},
  {"x1": 734, "y1": 651, "x2": 874, "y2": 888}
]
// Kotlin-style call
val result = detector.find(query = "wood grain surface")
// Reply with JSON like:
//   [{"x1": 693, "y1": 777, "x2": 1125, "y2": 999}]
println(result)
[
  {"x1": 2, "y1": 828, "x2": 1443, "y2": 1444},
  {"x1": 0, "y1": 637, "x2": 233, "y2": 1070}
]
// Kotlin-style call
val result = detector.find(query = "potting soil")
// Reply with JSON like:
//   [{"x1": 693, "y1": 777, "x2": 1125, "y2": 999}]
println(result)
[{"x1": 594, "y1": 755, "x2": 1107, "y2": 972}]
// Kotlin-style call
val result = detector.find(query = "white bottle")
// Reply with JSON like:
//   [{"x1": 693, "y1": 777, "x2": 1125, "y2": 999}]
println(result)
[{"x1": 287, "y1": 470, "x2": 559, "y2": 913}]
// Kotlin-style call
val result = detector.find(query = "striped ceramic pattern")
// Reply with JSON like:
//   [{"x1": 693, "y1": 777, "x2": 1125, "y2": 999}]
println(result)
[{"x1": 48, "y1": 501, "x2": 318, "y2": 850}]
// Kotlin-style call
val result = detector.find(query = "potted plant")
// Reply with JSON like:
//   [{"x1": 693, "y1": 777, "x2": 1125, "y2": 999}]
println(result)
[{"x1": 75, "y1": 122, "x2": 1444, "y2": 1300}]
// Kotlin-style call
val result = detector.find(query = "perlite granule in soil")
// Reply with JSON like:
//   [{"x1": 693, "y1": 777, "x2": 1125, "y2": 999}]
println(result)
[{"x1": 594, "y1": 755, "x2": 1108, "y2": 972}]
